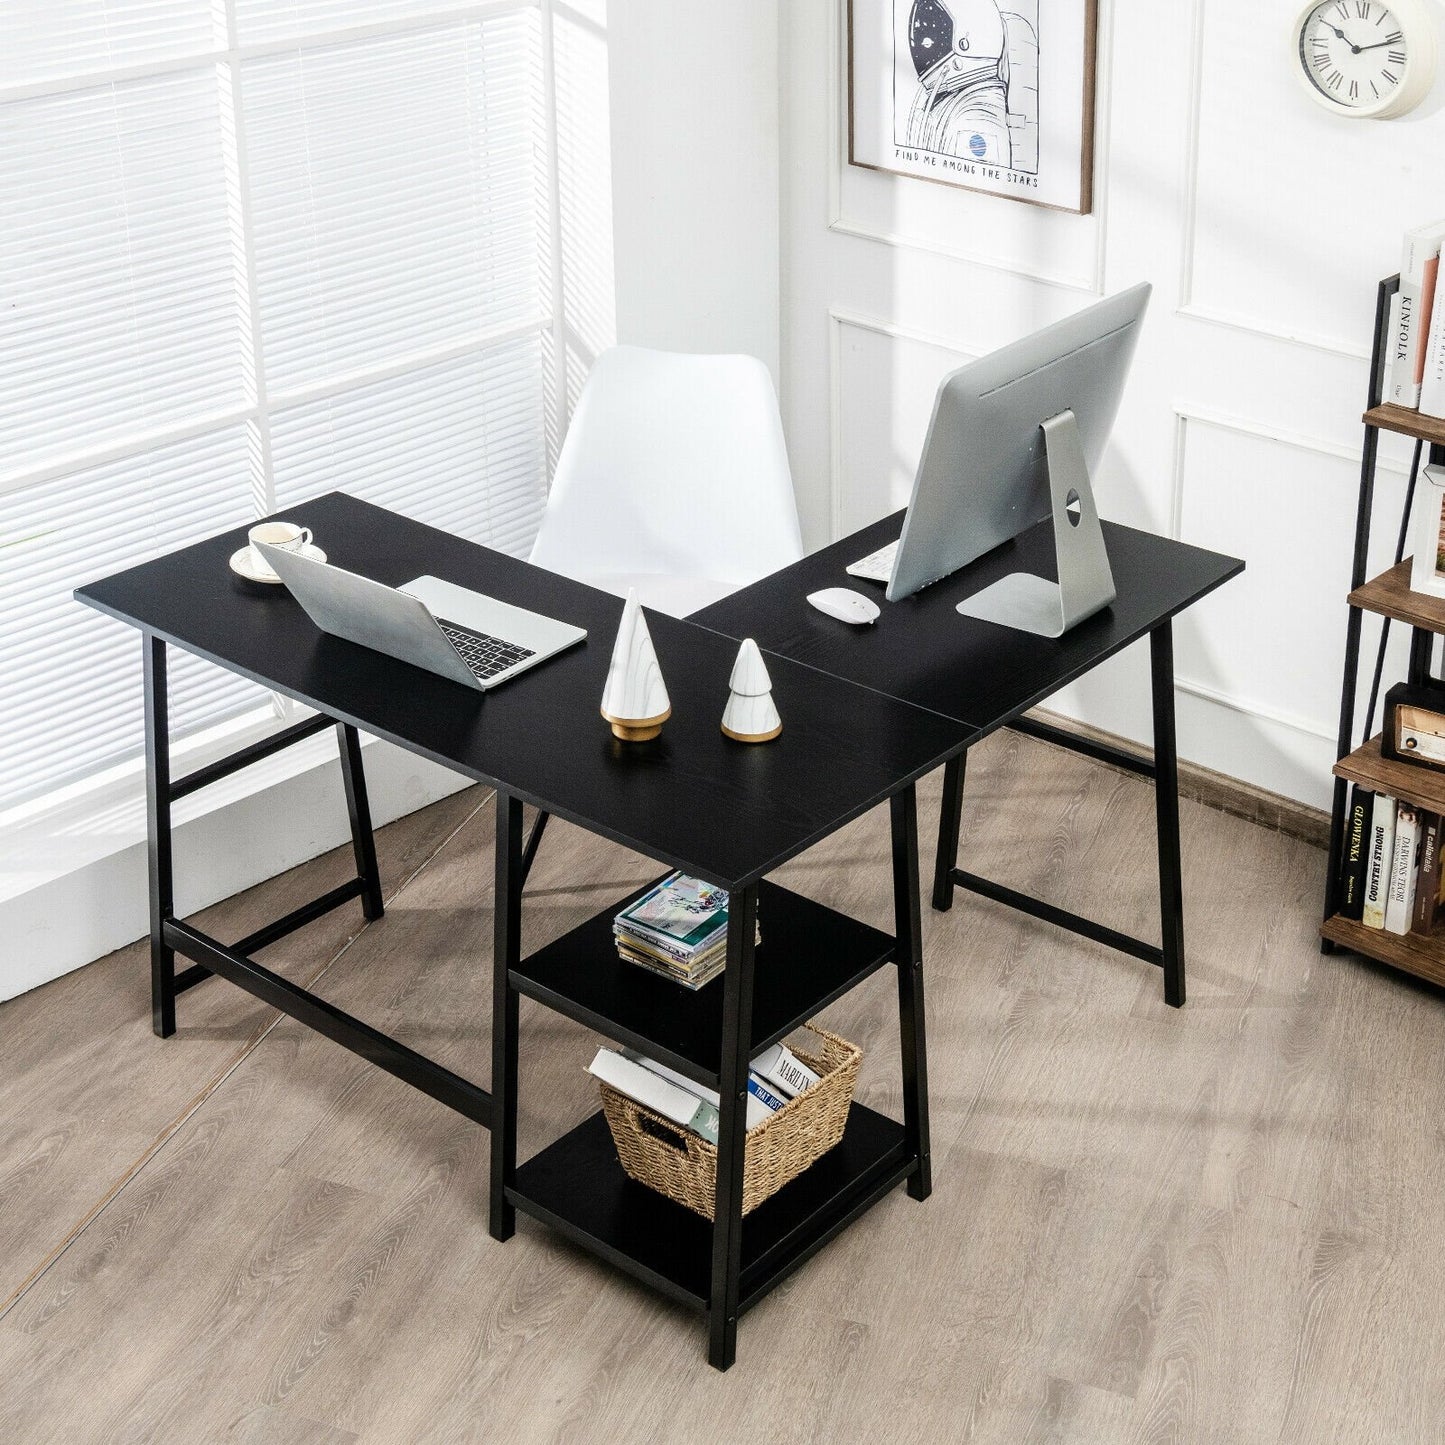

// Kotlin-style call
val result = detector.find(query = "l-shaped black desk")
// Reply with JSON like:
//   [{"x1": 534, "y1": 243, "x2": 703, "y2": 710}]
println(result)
[
  {"x1": 76, "y1": 491, "x2": 1241, "y2": 1371},
  {"x1": 695, "y1": 510, "x2": 1245, "y2": 1011}
]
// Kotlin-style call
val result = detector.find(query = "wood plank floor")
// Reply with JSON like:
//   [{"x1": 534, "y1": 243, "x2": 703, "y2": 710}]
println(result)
[{"x1": 3, "y1": 732, "x2": 1443, "y2": 1443}]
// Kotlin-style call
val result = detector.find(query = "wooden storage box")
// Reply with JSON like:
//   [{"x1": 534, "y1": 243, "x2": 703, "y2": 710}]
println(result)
[{"x1": 596, "y1": 1024, "x2": 861, "y2": 1219}]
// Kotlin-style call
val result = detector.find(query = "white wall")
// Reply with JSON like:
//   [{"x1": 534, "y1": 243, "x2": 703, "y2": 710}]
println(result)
[
  {"x1": 780, "y1": 0, "x2": 1440, "y2": 808},
  {"x1": 607, "y1": 1, "x2": 781, "y2": 379}
]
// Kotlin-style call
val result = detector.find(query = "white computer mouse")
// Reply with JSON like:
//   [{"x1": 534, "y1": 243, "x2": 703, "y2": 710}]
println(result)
[{"x1": 806, "y1": 587, "x2": 880, "y2": 626}]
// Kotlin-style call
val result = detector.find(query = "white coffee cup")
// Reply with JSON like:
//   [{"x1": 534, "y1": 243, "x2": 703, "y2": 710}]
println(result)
[{"x1": 248, "y1": 520, "x2": 312, "y2": 576}]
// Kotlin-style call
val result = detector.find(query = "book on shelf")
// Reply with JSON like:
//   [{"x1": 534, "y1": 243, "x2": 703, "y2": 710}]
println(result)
[
  {"x1": 615, "y1": 938, "x2": 727, "y2": 990},
  {"x1": 617, "y1": 873, "x2": 730, "y2": 953},
  {"x1": 1420, "y1": 295, "x2": 1445, "y2": 419},
  {"x1": 1337, "y1": 784, "x2": 1374, "y2": 921},
  {"x1": 613, "y1": 871, "x2": 759, "y2": 988},
  {"x1": 1389, "y1": 219, "x2": 1445, "y2": 409},
  {"x1": 1362, "y1": 795, "x2": 1396, "y2": 930},
  {"x1": 1412, "y1": 811, "x2": 1444, "y2": 935},
  {"x1": 1387, "y1": 291, "x2": 1407, "y2": 406},
  {"x1": 1385, "y1": 803, "x2": 1421, "y2": 935}
]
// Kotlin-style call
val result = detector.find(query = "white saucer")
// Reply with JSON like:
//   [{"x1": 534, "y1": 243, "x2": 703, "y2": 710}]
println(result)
[{"x1": 230, "y1": 543, "x2": 326, "y2": 584}]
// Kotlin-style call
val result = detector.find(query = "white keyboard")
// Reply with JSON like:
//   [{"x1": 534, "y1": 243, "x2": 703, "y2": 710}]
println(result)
[{"x1": 845, "y1": 539, "x2": 899, "y2": 584}]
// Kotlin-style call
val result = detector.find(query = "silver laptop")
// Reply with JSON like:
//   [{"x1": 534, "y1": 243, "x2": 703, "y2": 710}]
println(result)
[{"x1": 255, "y1": 542, "x2": 586, "y2": 691}]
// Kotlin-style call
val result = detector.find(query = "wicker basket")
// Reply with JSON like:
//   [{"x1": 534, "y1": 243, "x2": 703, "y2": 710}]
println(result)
[{"x1": 597, "y1": 1024, "x2": 861, "y2": 1220}]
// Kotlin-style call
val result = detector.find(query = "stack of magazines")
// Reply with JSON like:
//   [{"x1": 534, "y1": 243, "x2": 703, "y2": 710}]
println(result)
[{"x1": 613, "y1": 872, "x2": 756, "y2": 989}]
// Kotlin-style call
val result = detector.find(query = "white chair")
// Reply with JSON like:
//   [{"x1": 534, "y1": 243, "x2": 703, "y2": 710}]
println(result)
[{"x1": 529, "y1": 345, "x2": 804, "y2": 618}]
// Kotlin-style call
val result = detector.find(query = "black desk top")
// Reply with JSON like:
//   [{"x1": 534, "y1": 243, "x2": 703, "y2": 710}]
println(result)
[
  {"x1": 694, "y1": 513, "x2": 1244, "y2": 734},
  {"x1": 76, "y1": 493, "x2": 974, "y2": 891}
]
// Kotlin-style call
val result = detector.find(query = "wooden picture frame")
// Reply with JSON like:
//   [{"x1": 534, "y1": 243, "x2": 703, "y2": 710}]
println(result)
[{"x1": 847, "y1": 0, "x2": 1098, "y2": 215}]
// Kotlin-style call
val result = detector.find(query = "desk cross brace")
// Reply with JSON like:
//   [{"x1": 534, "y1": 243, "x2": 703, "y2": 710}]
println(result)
[
  {"x1": 930, "y1": 621, "x2": 1186, "y2": 1008},
  {"x1": 143, "y1": 635, "x2": 493, "y2": 1129}
]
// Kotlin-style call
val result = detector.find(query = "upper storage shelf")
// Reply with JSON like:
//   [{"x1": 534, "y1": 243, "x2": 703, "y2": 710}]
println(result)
[
  {"x1": 1348, "y1": 560, "x2": 1445, "y2": 634},
  {"x1": 1363, "y1": 404, "x2": 1445, "y2": 448}
]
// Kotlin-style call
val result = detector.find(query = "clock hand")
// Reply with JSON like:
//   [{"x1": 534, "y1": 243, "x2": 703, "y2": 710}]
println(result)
[
  {"x1": 1320, "y1": 21, "x2": 1363, "y2": 52},
  {"x1": 1356, "y1": 38, "x2": 1400, "y2": 50}
]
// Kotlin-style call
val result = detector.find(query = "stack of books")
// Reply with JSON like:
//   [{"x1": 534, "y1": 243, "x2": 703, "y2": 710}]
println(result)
[
  {"x1": 1386, "y1": 218, "x2": 1445, "y2": 420},
  {"x1": 1337, "y1": 785, "x2": 1445, "y2": 938},
  {"x1": 613, "y1": 872, "x2": 757, "y2": 989}
]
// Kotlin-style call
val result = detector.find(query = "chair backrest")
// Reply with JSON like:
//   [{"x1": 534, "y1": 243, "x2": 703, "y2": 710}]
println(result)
[{"x1": 529, "y1": 346, "x2": 804, "y2": 587}]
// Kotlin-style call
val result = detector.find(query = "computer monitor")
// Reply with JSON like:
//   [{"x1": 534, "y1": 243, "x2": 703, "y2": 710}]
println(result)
[{"x1": 885, "y1": 282, "x2": 1151, "y2": 637}]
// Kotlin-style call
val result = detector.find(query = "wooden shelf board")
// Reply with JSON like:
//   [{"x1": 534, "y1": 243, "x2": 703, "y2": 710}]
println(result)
[
  {"x1": 1321, "y1": 914, "x2": 1445, "y2": 989},
  {"x1": 1348, "y1": 560, "x2": 1445, "y2": 632},
  {"x1": 1364, "y1": 403, "x2": 1445, "y2": 448},
  {"x1": 1333, "y1": 735, "x2": 1445, "y2": 815},
  {"x1": 508, "y1": 1105, "x2": 914, "y2": 1313},
  {"x1": 511, "y1": 877, "x2": 895, "y2": 1089}
]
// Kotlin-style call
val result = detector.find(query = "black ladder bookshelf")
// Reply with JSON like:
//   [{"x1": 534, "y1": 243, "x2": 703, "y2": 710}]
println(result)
[{"x1": 1321, "y1": 272, "x2": 1445, "y2": 986}]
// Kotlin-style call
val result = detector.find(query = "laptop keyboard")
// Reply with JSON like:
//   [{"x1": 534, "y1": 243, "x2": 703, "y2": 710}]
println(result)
[{"x1": 437, "y1": 618, "x2": 535, "y2": 681}]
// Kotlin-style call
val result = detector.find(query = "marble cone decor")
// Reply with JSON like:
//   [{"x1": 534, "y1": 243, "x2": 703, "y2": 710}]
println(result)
[
  {"x1": 601, "y1": 589, "x2": 671, "y2": 741},
  {"x1": 721, "y1": 638, "x2": 781, "y2": 743}
]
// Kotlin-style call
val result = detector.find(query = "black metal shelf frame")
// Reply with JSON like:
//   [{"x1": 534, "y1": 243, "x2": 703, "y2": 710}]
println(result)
[
  {"x1": 1323, "y1": 275, "x2": 1443, "y2": 942},
  {"x1": 489, "y1": 783, "x2": 933, "y2": 1372}
]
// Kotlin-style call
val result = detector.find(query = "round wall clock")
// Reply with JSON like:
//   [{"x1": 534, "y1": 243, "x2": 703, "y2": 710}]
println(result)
[{"x1": 1293, "y1": 0, "x2": 1438, "y2": 117}]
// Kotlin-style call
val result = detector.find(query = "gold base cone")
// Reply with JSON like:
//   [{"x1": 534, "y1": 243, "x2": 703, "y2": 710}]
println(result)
[
  {"x1": 720, "y1": 720, "x2": 782, "y2": 743},
  {"x1": 601, "y1": 704, "x2": 671, "y2": 742}
]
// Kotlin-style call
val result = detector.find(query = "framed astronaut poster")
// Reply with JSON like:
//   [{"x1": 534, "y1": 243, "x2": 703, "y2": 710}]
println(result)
[{"x1": 848, "y1": 0, "x2": 1097, "y2": 213}]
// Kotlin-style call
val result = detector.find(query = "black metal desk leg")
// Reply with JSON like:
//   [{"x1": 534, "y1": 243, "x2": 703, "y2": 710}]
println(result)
[
  {"x1": 709, "y1": 882, "x2": 759, "y2": 1372},
  {"x1": 144, "y1": 636, "x2": 177, "y2": 1039},
  {"x1": 930, "y1": 753, "x2": 966, "y2": 912},
  {"x1": 1150, "y1": 622, "x2": 1186, "y2": 1008},
  {"x1": 490, "y1": 790, "x2": 524, "y2": 1241},
  {"x1": 519, "y1": 809, "x2": 549, "y2": 886},
  {"x1": 337, "y1": 723, "x2": 384, "y2": 921},
  {"x1": 891, "y1": 785, "x2": 932, "y2": 1200}
]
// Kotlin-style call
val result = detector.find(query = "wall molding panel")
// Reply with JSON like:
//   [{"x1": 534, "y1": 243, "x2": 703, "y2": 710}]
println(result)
[{"x1": 827, "y1": 307, "x2": 977, "y2": 540}]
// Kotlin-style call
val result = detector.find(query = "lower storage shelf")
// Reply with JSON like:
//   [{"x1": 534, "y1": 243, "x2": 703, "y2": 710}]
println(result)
[
  {"x1": 508, "y1": 1104, "x2": 915, "y2": 1314},
  {"x1": 1321, "y1": 914, "x2": 1445, "y2": 989}
]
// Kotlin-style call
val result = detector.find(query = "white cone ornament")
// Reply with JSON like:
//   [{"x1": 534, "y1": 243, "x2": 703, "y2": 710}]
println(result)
[
  {"x1": 601, "y1": 589, "x2": 671, "y2": 741},
  {"x1": 721, "y1": 638, "x2": 781, "y2": 743}
]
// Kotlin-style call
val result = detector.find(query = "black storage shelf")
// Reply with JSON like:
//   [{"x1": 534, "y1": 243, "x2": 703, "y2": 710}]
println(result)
[
  {"x1": 511, "y1": 877, "x2": 896, "y2": 1087},
  {"x1": 508, "y1": 1105, "x2": 914, "y2": 1312}
]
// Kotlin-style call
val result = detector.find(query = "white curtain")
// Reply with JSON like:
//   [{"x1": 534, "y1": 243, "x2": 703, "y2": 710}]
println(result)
[{"x1": 0, "y1": 0, "x2": 560, "y2": 810}]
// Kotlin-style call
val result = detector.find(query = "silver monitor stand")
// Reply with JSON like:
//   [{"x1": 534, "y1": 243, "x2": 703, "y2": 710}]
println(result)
[{"x1": 954, "y1": 410, "x2": 1116, "y2": 639}]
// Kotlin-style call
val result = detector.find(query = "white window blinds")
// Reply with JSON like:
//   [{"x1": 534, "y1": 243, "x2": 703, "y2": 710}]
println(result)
[{"x1": 0, "y1": 0, "x2": 561, "y2": 814}]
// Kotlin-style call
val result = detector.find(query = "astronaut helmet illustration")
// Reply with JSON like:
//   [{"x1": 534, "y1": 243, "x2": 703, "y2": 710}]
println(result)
[{"x1": 908, "y1": 0, "x2": 1007, "y2": 80}]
